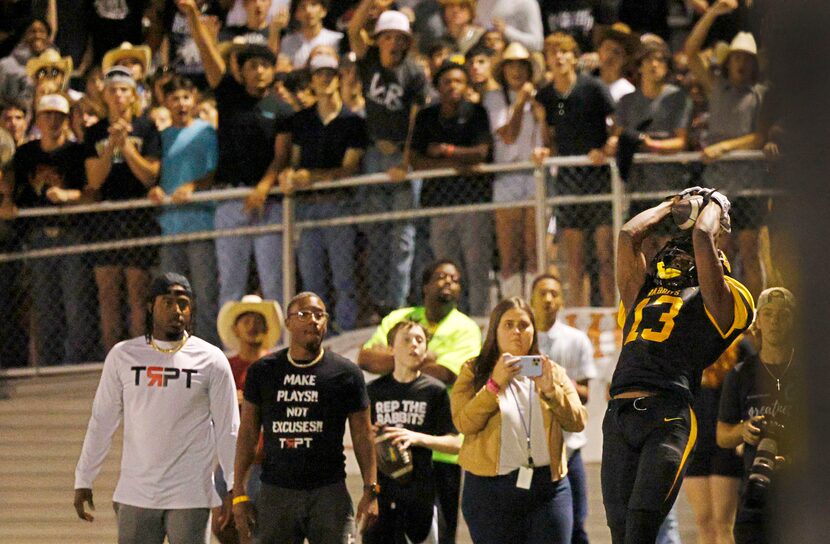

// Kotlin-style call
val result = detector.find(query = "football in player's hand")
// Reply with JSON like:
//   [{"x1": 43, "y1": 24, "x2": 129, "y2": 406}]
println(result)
[{"x1": 672, "y1": 195, "x2": 705, "y2": 230}]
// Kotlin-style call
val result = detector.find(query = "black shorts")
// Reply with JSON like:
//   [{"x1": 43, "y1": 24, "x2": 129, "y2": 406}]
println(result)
[
  {"x1": 686, "y1": 386, "x2": 743, "y2": 478},
  {"x1": 553, "y1": 165, "x2": 612, "y2": 230},
  {"x1": 729, "y1": 196, "x2": 771, "y2": 231},
  {"x1": 89, "y1": 209, "x2": 159, "y2": 268}
]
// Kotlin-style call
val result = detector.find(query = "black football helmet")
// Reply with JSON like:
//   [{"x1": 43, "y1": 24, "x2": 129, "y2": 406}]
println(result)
[
  {"x1": 651, "y1": 236, "x2": 697, "y2": 290},
  {"x1": 650, "y1": 236, "x2": 732, "y2": 290}
]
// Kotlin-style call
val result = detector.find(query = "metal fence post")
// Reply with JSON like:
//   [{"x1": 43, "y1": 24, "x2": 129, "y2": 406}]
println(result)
[
  {"x1": 282, "y1": 195, "x2": 296, "y2": 304},
  {"x1": 534, "y1": 164, "x2": 548, "y2": 276},
  {"x1": 608, "y1": 158, "x2": 625, "y2": 306}
]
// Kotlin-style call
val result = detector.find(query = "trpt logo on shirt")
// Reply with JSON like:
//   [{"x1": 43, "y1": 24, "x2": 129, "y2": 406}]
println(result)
[{"x1": 131, "y1": 366, "x2": 198, "y2": 388}]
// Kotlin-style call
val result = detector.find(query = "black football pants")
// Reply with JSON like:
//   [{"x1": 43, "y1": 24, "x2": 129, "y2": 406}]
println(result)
[{"x1": 601, "y1": 395, "x2": 697, "y2": 544}]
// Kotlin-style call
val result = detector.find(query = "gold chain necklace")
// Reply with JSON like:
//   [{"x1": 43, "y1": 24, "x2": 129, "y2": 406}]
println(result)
[
  {"x1": 760, "y1": 349, "x2": 794, "y2": 392},
  {"x1": 149, "y1": 332, "x2": 189, "y2": 354},
  {"x1": 287, "y1": 349, "x2": 324, "y2": 368}
]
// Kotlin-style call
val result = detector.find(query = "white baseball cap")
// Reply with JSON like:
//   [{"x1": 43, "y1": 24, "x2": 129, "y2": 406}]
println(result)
[
  {"x1": 36, "y1": 94, "x2": 70, "y2": 115},
  {"x1": 373, "y1": 10, "x2": 411, "y2": 37},
  {"x1": 309, "y1": 53, "x2": 340, "y2": 72},
  {"x1": 728, "y1": 31, "x2": 757, "y2": 56}
]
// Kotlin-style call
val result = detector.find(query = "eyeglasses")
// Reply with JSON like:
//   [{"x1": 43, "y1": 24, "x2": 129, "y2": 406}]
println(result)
[
  {"x1": 36, "y1": 67, "x2": 63, "y2": 79},
  {"x1": 288, "y1": 310, "x2": 329, "y2": 322},
  {"x1": 431, "y1": 272, "x2": 461, "y2": 284}
]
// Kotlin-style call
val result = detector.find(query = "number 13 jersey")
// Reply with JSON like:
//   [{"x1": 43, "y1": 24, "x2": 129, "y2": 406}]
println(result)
[{"x1": 610, "y1": 276, "x2": 755, "y2": 403}]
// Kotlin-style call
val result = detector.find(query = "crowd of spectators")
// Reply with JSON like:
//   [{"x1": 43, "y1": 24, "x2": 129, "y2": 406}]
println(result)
[{"x1": 0, "y1": 0, "x2": 780, "y2": 367}]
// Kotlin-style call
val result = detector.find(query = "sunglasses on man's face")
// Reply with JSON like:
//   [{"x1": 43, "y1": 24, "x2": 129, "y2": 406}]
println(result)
[{"x1": 36, "y1": 67, "x2": 64, "y2": 80}]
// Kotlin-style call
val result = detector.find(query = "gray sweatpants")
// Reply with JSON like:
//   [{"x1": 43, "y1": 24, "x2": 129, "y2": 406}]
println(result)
[{"x1": 115, "y1": 503, "x2": 210, "y2": 544}]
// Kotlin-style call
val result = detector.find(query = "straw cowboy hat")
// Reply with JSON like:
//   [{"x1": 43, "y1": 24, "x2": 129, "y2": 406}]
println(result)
[
  {"x1": 494, "y1": 42, "x2": 544, "y2": 85},
  {"x1": 26, "y1": 49, "x2": 73, "y2": 80},
  {"x1": 102, "y1": 42, "x2": 152, "y2": 72},
  {"x1": 217, "y1": 295, "x2": 284, "y2": 352}
]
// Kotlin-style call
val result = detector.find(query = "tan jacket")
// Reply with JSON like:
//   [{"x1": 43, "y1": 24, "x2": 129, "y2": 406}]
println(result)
[{"x1": 450, "y1": 360, "x2": 588, "y2": 481}]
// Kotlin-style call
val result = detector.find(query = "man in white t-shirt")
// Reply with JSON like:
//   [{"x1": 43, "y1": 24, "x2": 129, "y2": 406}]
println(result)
[
  {"x1": 73, "y1": 272, "x2": 240, "y2": 544},
  {"x1": 279, "y1": 0, "x2": 343, "y2": 68},
  {"x1": 530, "y1": 273, "x2": 597, "y2": 544}
]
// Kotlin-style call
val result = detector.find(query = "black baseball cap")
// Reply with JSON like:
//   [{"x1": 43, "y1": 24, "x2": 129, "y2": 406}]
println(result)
[
  {"x1": 236, "y1": 43, "x2": 277, "y2": 67},
  {"x1": 432, "y1": 60, "x2": 467, "y2": 88},
  {"x1": 148, "y1": 272, "x2": 193, "y2": 302}
]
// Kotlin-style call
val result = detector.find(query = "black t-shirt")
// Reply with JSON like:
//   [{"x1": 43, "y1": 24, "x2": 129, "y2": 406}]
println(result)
[
  {"x1": 214, "y1": 75, "x2": 293, "y2": 188},
  {"x1": 538, "y1": 0, "x2": 597, "y2": 52},
  {"x1": 289, "y1": 105, "x2": 369, "y2": 170},
  {"x1": 610, "y1": 275, "x2": 754, "y2": 403},
  {"x1": 357, "y1": 47, "x2": 426, "y2": 143},
  {"x1": 537, "y1": 74, "x2": 614, "y2": 156},
  {"x1": 218, "y1": 25, "x2": 269, "y2": 44},
  {"x1": 411, "y1": 101, "x2": 493, "y2": 207},
  {"x1": 368, "y1": 373, "x2": 455, "y2": 488},
  {"x1": 718, "y1": 353, "x2": 796, "y2": 476},
  {"x1": 90, "y1": 0, "x2": 148, "y2": 62},
  {"x1": 84, "y1": 116, "x2": 161, "y2": 201},
  {"x1": 243, "y1": 348, "x2": 369, "y2": 490},
  {"x1": 12, "y1": 140, "x2": 87, "y2": 232}
]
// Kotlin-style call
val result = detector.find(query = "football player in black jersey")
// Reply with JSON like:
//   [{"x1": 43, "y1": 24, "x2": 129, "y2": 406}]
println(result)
[{"x1": 601, "y1": 187, "x2": 755, "y2": 543}]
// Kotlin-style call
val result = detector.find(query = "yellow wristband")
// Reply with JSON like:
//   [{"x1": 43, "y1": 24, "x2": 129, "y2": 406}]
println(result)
[{"x1": 232, "y1": 495, "x2": 250, "y2": 505}]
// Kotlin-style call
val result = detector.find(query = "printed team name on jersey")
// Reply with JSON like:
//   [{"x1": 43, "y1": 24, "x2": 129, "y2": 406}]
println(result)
[
  {"x1": 130, "y1": 366, "x2": 198, "y2": 388},
  {"x1": 647, "y1": 286, "x2": 681, "y2": 297},
  {"x1": 375, "y1": 399, "x2": 427, "y2": 426},
  {"x1": 272, "y1": 373, "x2": 324, "y2": 449},
  {"x1": 368, "y1": 73, "x2": 404, "y2": 111}
]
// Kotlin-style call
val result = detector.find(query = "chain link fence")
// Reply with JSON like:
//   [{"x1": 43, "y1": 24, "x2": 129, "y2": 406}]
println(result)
[{"x1": 0, "y1": 151, "x2": 779, "y2": 370}]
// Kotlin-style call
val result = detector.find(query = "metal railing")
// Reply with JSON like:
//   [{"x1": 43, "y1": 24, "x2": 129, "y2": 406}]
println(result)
[{"x1": 0, "y1": 150, "x2": 777, "y2": 372}]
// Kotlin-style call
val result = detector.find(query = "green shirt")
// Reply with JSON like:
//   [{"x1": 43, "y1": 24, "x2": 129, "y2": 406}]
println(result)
[{"x1": 364, "y1": 306, "x2": 482, "y2": 463}]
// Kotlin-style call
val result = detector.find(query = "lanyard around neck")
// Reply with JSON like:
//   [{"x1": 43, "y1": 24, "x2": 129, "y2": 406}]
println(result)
[{"x1": 508, "y1": 381, "x2": 534, "y2": 468}]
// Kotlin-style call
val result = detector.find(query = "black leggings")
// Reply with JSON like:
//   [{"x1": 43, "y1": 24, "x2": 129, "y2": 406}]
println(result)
[{"x1": 601, "y1": 395, "x2": 697, "y2": 544}]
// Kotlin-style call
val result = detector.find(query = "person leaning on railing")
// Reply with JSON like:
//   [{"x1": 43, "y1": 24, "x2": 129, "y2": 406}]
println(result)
[
  {"x1": 84, "y1": 67, "x2": 161, "y2": 353},
  {"x1": 451, "y1": 297, "x2": 587, "y2": 543}
]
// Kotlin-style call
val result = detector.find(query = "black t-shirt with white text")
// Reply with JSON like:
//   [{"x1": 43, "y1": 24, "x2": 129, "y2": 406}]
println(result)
[
  {"x1": 244, "y1": 349, "x2": 369, "y2": 490},
  {"x1": 214, "y1": 75, "x2": 293, "y2": 188},
  {"x1": 84, "y1": 116, "x2": 161, "y2": 201},
  {"x1": 357, "y1": 47, "x2": 426, "y2": 143},
  {"x1": 368, "y1": 373, "x2": 455, "y2": 487},
  {"x1": 718, "y1": 353, "x2": 797, "y2": 476}
]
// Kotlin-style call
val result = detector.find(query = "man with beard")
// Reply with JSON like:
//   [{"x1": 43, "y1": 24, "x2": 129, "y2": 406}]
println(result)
[
  {"x1": 232, "y1": 292, "x2": 379, "y2": 543},
  {"x1": 74, "y1": 272, "x2": 239, "y2": 544},
  {"x1": 359, "y1": 260, "x2": 481, "y2": 544}
]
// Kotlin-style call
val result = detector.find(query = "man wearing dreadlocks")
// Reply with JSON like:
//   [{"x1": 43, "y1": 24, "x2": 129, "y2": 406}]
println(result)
[
  {"x1": 73, "y1": 272, "x2": 240, "y2": 544},
  {"x1": 601, "y1": 188, "x2": 755, "y2": 543}
]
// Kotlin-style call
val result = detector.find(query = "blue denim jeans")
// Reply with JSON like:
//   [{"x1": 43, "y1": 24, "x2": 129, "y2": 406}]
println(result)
[
  {"x1": 296, "y1": 198, "x2": 358, "y2": 331},
  {"x1": 657, "y1": 503, "x2": 681, "y2": 544},
  {"x1": 214, "y1": 199, "x2": 283, "y2": 307},
  {"x1": 567, "y1": 449, "x2": 590, "y2": 544},
  {"x1": 462, "y1": 468, "x2": 573, "y2": 544},
  {"x1": 359, "y1": 145, "x2": 420, "y2": 309},
  {"x1": 26, "y1": 227, "x2": 98, "y2": 365},
  {"x1": 160, "y1": 240, "x2": 220, "y2": 346}
]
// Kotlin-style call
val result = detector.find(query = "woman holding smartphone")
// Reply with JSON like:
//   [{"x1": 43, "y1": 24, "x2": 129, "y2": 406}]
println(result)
[{"x1": 451, "y1": 297, "x2": 588, "y2": 543}]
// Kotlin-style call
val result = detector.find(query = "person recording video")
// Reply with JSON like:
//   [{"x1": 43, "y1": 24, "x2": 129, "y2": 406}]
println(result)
[{"x1": 451, "y1": 297, "x2": 587, "y2": 543}]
